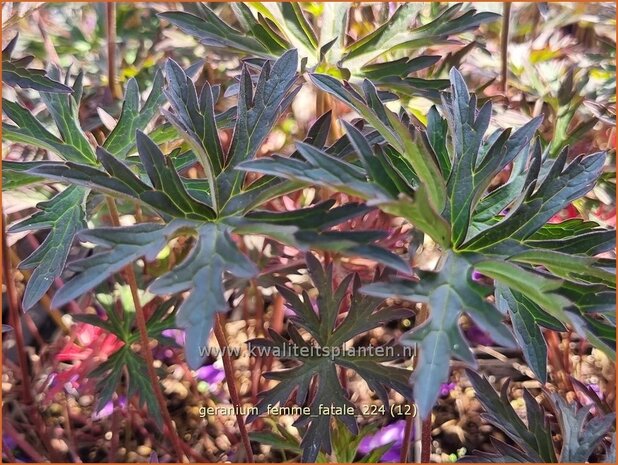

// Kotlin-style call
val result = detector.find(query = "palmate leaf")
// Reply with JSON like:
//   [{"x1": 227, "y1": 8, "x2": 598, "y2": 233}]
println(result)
[
  {"x1": 51, "y1": 196, "x2": 406, "y2": 369},
  {"x1": 3, "y1": 68, "x2": 98, "y2": 309},
  {"x1": 51, "y1": 220, "x2": 254, "y2": 369},
  {"x1": 161, "y1": 2, "x2": 495, "y2": 95},
  {"x1": 238, "y1": 80, "x2": 450, "y2": 246},
  {"x1": 464, "y1": 370, "x2": 615, "y2": 463},
  {"x1": 9, "y1": 186, "x2": 88, "y2": 310},
  {"x1": 2, "y1": 34, "x2": 72, "y2": 93},
  {"x1": 19, "y1": 52, "x2": 408, "y2": 371},
  {"x1": 240, "y1": 67, "x2": 614, "y2": 419},
  {"x1": 26, "y1": 132, "x2": 216, "y2": 221},
  {"x1": 90, "y1": 346, "x2": 163, "y2": 428},
  {"x1": 341, "y1": 4, "x2": 498, "y2": 72},
  {"x1": 442, "y1": 68, "x2": 543, "y2": 246},
  {"x1": 219, "y1": 49, "x2": 300, "y2": 202},
  {"x1": 81, "y1": 297, "x2": 176, "y2": 423},
  {"x1": 248, "y1": 254, "x2": 413, "y2": 462},
  {"x1": 363, "y1": 252, "x2": 516, "y2": 418}
]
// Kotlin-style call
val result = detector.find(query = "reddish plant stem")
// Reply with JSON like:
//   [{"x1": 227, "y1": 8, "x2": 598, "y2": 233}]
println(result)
[
  {"x1": 63, "y1": 401, "x2": 82, "y2": 462},
  {"x1": 2, "y1": 217, "x2": 60, "y2": 458},
  {"x1": 2, "y1": 216, "x2": 33, "y2": 405},
  {"x1": 258, "y1": 293, "x2": 285, "y2": 399},
  {"x1": 562, "y1": 330, "x2": 571, "y2": 373},
  {"x1": 105, "y1": 198, "x2": 186, "y2": 462},
  {"x1": 546, "y1": 330, "x2": 571, "y2": 390},
  {"x1": 263, "y1": 293, "x2": 284, "y2": 374},
  {"x1": 251, "y1": 356, "x2": 263, "y2": 404},
  {"x1": 421, "y1": 417, "x2": 432, "y2": 462},
  {"x1": 400, "y1": 414, "x2": 414, "y2": 462},
  {"x1": 106, "y1": 3, "x2": 120, "y2": 99},
  {"x1": 214, "y1": 314, "x2": 255, "y2": 462},
  {"x1": 2, "y1": 420, "x2": 46, "y2": 462},
  {"x1": 22, "y1": 306, "x2": 46, "y2": 348},
  {"x1": 500, "y1": 2, "x2": 512, "y2": 94}
]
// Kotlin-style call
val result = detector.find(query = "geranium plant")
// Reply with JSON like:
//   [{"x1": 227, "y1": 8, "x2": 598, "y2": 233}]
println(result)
[{"x1": 2, "y1": 2, "x2": 615, "y2": 463}]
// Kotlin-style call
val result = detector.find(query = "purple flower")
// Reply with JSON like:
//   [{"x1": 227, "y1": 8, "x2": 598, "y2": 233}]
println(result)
[
  {"x1": 284, "y1": 299, "x2": 319, "y2": 317},
  {"x1": 92, "y1": 395, "x2": 127, "y2": 420},
  {"x1": 358, "y1": 420, "x2": 407, "y2": 462},
  {"x1": 162, "y1": 329, "x2": 185, "y2": 346},
  {"x1": 464, "y1": 323, "x2": 495, "y2": 346},
  {"x1": 587, "y1": 382, "x2": 603, "y2": 400},
  {"x1": 3, "y1": 433, "x2": 17, "y2": 450},
  {"x1": 195, "y1": 365, "x2": 225, "y2": 385},
  {"x1": 440, "y1": 382, "x2": 456, "y2": 397},
  {"x1": 156, "y1": 329, "x2": 186, "y2": 363}
]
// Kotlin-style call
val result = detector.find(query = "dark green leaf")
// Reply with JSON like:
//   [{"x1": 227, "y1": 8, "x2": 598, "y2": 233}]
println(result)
[
  {"x1": 443, "y1": 68, "x2": 542, "y2": 245},
  {"x1": 2, "y1": 160, "x2": 43, "y2": 190},
  {"x1": 465, "y1": 370, "x2": 552, "y2": 461},
  {"x1": 163, "y1": 59, "x2": 223, "y2": 208},
  {"x1": 2, "y1": 35, "x2": 72, "y2": 93},
  {"x1": 40, "y1": 67, "x2": 97, "y2": 164},
  {"x1": 52, "y1": 222, "x2": 172, "y2": 308},
  {"x1": 102, "y1": 70, "x2": 166, "y2": 158},
  {"x1": 135, "y1": 130, "x2": 216, "y2": 220},
  {"x1": 363, "y1": 252, "x2": 515, "y2": 419},
  {"x1": 10, "y1": 186, "x2": 88, "y2": 310},
  {"x1": 496, "y1": 285, "x2": 563, "y2": 382},
  {"x1": 158, "y1": 9, "x2": 272, "y2": 57},
  {"x1": 248, "y1": 255, "x2": 412, "y2": 462},
  {"x1": 148, "y1": 223, "x2": 257, "y2": 368},
  {"x1": 464, "y1": 148, "x2": 606, "y2": 251},
  {"x1": 2, "y1": 99, "x2": 94, "y2": 165},
  {"x1": 553, "y1": 393, "x2": 616, "y2": 462}
]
